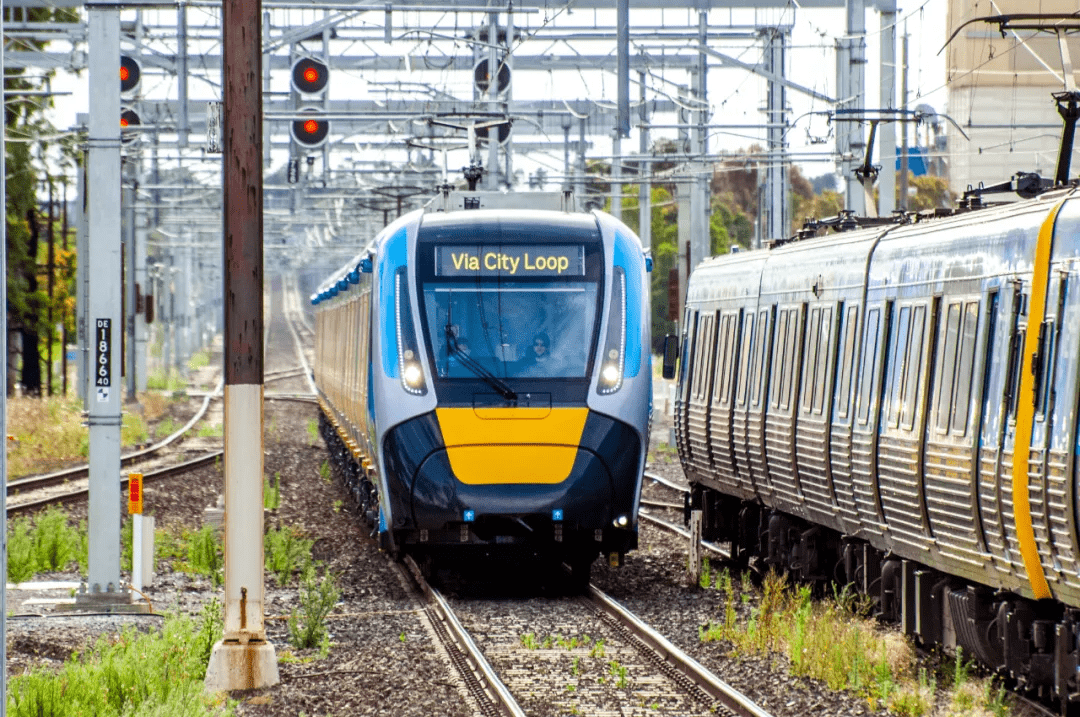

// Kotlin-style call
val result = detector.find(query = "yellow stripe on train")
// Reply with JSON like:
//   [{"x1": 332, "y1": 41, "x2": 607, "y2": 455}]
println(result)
[{"x1": 436, "y1": 407, "x2": 588, "y2": 485}]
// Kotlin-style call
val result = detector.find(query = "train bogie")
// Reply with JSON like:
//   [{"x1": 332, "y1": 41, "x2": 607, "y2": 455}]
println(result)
[
  {"x1": 313, "y1": 197, "x2": 652, "y2": 576},
  {"x1": 674, "y1": 190, "x2": 1080, "y2": 699}
]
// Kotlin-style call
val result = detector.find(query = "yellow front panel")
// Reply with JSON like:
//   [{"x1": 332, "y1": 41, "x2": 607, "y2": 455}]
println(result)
[{"x1": 436, "y1": 407, "x2": 588, "y2": 485}]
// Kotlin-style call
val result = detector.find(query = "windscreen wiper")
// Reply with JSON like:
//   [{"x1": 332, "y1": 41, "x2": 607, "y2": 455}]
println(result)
[{"x1": 445, "y1": 327, "x2": 518, "y2": 402}]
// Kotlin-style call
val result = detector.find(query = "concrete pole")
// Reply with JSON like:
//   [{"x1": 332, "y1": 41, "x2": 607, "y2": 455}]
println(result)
[
  {"x1": 837, "y1": 0, "x2": 867, "y2": 214},
  {"x1": 878, "y1": 1, "x2": 897, "y2": 216},
  {"x1": 763, "y1": 27, "x2": 789, "y2": 242},
  {"x1": 899, "y1": 28, "x2": 909, "y2": 211},
  {"x1": 638, "y1": 71, "x2": 651, "y2": 250},
  {"x1": 562, "y1": 121, "x2": 571, "y2": 193},
  {"x1": 612, "y1": 135, "x2": 622, "y2": 221},
  {"x1": 503, "y1": 10, "x2": 514, "y2": 188},
  {"x1": 205, "y1": 0, "x2": 279, "y2": 691},
  {"x1": 81, "y1": 4, "x2": 126, "y2": 608},
  {"x1": 177, "y1": 1, "x2": 189, "y2": 149},
  {"x1": 694, "y1": 11, "x2": 710, "y2": 263},
  {"x1": 578, "y1": 116, "x2": 587, "y2": 210},
  {"x1": 76, "y1": 141, "x2": 88, "y2": 405},
  {"x1": 124, "y1": 184, "x2": 136, "y2": 400},
  {"x1": 486, "y1": 11, "x2": 499, "y2": 189},
  {"x1": 134, "y1": 192, "x2": 147, "y2": 392}
]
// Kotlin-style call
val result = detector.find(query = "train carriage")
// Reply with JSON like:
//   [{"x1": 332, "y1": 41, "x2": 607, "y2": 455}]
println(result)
[
  {"x1": 670, "y1": 188, "x2": 1080, "y2": 699},
  {"x1": 313, "y1": 193, "x2": 652, "y2": 582}
]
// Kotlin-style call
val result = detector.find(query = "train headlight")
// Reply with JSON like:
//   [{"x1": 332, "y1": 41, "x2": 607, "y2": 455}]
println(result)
[
  {"x1": 597, "y1": 267, "x2": 626, "y2": 395},
  {"x1": 395, "y1": 270, "x2": 427, "y2": 396},
  {"x1": 613, "y1": 514, "x2": 629, "y2": 528},
  {"x1": 403, "y1": 359, "x2": 424, "y2": 389}
]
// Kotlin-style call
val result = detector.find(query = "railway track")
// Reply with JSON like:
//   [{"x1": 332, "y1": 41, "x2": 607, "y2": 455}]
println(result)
[{"x1": 398, "y1": 554, "x2": 771, "y2": 717}]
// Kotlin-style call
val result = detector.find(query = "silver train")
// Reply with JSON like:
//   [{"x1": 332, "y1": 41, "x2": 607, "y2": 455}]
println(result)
[
  {"x1": 312, "y1": 193, "x2": 652, "y2": 583},
  {"x1": 668, "y1": 188, "x2": 1080, "y2": 701}
]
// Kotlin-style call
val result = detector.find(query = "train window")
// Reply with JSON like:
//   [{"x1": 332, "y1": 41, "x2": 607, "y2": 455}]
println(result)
[
  {"x1": 751, "y1": 309, "x2": 771, "y2": 407},
  {"x1": 714, "y1": 313, "x2": 738, "y2": 405},
  {"x1": 735, "y1": 313, "x2": 755, "y2": 407},
  {"x1": 772, "y1": 310, "x2": 790, "y2": 410},
  {"x1": 801, "y1": 307, "x2": 821, "y2": 414},
  {"x1": 885, "y1": 306, "x2": 911, "y2": 428},
  {"x1": 950, "y1": 301, "x2": 979, "y2": 433},
  {"x1": 836, "y1": 306, "x2": 858, "y2": 419},
  {"x1": 1035, "y1": 318, "x2": 1056, "y2": 418},
  {"x1": 935, "y1": 302, "x2": 961, "y2": 433},
  {"x1": 693, "y1": 314, "x2": 716, "y2": 401},
  {"x1": 901, "y1": 305, "x2": 926, "y2": 431},
  {"x1": 857, "y1": 308, "x2": 881, "y2": 425},
  {"x1": 814, "y1": 307, "x2": 832, "y2": 415},
  {"x1": 679, "y1": 309, "x2": 695, "y2": 392}
]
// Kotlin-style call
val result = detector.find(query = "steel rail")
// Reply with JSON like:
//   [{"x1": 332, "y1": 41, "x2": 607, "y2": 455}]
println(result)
[
  {"x1": 640, "y1": 498, "x2": 683, "y2": 510},
  {"x1": 401, "y1": 556, "x2": 526, "y2": 717},
  {"x1": 643, "y1": 470, "x2": 689, "y2": 493},
  {"x1": 587, "y1": 585, "x2": 772, "y2": 717},
  {"x1": 8, "y1": 451, "x2": 223, "y2": 516},
  {"x1": 639, "y1": 509, "x2": 730, "y2": 559},
  {"x1": 7, "y1": 378, "x2": 224, "y2": 497}
]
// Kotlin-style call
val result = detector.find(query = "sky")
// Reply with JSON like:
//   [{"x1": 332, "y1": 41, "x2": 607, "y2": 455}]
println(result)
[{"x1": 38, "y1": 0, "x2": 950, "y2": 188}]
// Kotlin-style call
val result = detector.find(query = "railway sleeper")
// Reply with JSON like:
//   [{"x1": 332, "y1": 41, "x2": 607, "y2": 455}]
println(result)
[{"x1": 689, "y1": 484, "x2": 1080, "y2": 707}]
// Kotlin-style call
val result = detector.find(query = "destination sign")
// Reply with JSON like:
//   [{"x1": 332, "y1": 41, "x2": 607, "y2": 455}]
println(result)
[{"x1": 435, "y1": 245, "x2": 585, "y2": 277}]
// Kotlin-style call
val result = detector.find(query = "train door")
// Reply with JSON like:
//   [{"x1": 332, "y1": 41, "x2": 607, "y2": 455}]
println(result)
[
  {"x1": 764, "y1": 303, "x2": 806, "y2": 514},
  {"x1": 707, "y1": 310, "x2": 743, "y2": 492},
  {"x1": 686, "y1": 311, "x2": 719, "y2": 477},
  {"x1": 1028, "y1": 272, "x2": 1080, "y2": 591},
  {"x1": 746, "y1": 306, "x2": 775, "y2": 502},
  {"x1": 924, "y1": 295, "x2": 986, "y2": 567},
  {"x1": 731, "y1": 309, "x2": 758, "y2": 496},
  {"x1": 829, "y1": 303, "x2": 862, "y2": 536},
  {"x1": 850, "y1": 302, "x2": 890, "y2": 533},
  {"x1": 796, "y1": 302, "x2": 842, "y2": 530},
  {"x1": 673, "y1": 308, "x2": 698, "y2": 467},
  {"x1": 876, "y1": 298, "x2": 937, "y2": 551}
]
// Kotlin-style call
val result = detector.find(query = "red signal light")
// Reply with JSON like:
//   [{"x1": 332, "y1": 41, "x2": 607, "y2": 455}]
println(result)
[
  {"x1": 291, "y1": 58, "x2": 328, "y2": 94},
  {"x1": 303, "y1": 119, "x2": 319, "y2": 135},
  {"x1": 120, "y1": 66, "x2": 130, "y2": 82},
  {"x1": 120, "y1": 117, "x2": 129, "y2": 128}
]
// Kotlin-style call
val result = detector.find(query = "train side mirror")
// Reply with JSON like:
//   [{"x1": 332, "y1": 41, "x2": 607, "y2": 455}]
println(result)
[{"x1": 661, "y1": 334, "x2": 678, "y2": 380}]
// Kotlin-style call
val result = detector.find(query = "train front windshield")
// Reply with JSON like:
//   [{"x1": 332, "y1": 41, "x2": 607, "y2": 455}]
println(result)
[
  {"x1": 423, "y1": 283, "x2": 600, "y2": 379},
  {"x1": 415, "y1": 219, "x2": 605, "y2": 383}
]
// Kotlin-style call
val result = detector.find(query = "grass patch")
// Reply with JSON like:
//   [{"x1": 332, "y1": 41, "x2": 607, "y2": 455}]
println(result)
[
  {"x1": 7, "y1": 601, "x2": 229, "y2": 716},
  {"x1": 306, "y1": 419, "x2": 319, "y2": 445},
  {"x1": 7, "y1": 395, "x2": 88, "y2": 477},
  {"x1": 146, "y1": 369, "x2": 187, "y2": 392},
  {"x1": 6, "y1": 507, "x2": 84, "y2": 581},
  {"x1": 197, "y1": 423, "x2": 223, "y2": 438},
  {"x1": 188, "y1": 351, "x2": 211, "y2": 371},
  {"x1": 699, "y1": 570, "x2": 1010, "y2": 715},
  {"x1": 185, "y1": 525, "x2": 223, "y2": 587}
]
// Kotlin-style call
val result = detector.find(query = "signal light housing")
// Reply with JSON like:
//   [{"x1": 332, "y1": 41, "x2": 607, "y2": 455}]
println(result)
[
  {"x1": 120, "y1": 108, "x2": 141, "y2": 144},
  {"x1": 292, "y1": 109, "x2": 329, "y2": 148},
  {"x1": 473, "y1": 57, "x2": 510, "y2": 95},
  {"x1": 291, "y1": 57, "x2": 329, "y2": 95},
  {"x1": 475, "y1": 120, "x2": 512, "y2": 145},
  {"x1": 120, "y1": 55, "x2": 141, "y2": 95}
]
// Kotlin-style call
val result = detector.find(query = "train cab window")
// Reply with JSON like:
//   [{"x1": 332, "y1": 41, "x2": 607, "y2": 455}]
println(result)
[
  {"x1": 735, "y1": 313, "x2": 755, "y2": 407},
  {"x1": 857, "y1": 308, "x2": 881, "y2": 425},
  {"x1": 836, "y1": 305, "x2": 858, "y2": 419}
]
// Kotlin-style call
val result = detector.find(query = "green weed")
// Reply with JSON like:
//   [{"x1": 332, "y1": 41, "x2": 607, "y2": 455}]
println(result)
[
  {"x1": 33, "y1": 507, "x2": 79, "y2": 572},
  {"x1": 287, "y1": 567, "x2": 341, "y2": 652},
  {"x1": 7, "y1": 517, "x2": 35, "y2": 583},
  {"x1": 319, "y1": 460, "x2": 331, "y2": 484},
  {"x1": 197, "y1": 423, "x2": 223, "y2": 438},
  {"x1": 306, "y1": 420, "x2": 319, "y2": 445},
  {"x1": 264, "y1": 472, "x2": 282, "y2": 511},
  {"x1": 265, "y1": 526, "x2": 314, "y2": 586},
  {"x1": 186, "y1": 525, "x2": 223, "y2": 587}
]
